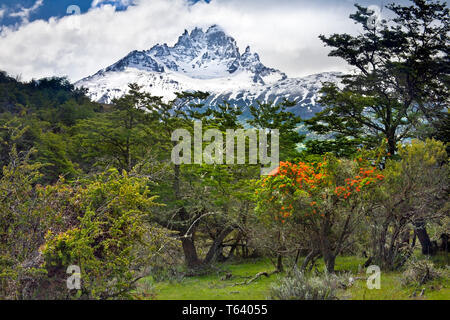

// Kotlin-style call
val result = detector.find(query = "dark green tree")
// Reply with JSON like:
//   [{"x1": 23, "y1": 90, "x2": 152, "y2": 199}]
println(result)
[
  {"x1": 247, "y1": 99, "x2": 304, "y2": 162},
  {"x1": 306, "y1": 0, "x2": 449, "y2": 156},
  {"x1": 74, "y1": 83, "x2": 161, "y2": 172}
]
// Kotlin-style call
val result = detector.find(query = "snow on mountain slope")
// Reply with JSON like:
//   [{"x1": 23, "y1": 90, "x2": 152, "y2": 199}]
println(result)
[{"x1": 75, "y1": 25, "x2": 341, "y2": 119}]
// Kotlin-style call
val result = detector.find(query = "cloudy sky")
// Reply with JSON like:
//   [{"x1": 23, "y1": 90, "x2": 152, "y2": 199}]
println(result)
[{"x1": 0, "y1": 0, "x2": 394, "y2": 82}]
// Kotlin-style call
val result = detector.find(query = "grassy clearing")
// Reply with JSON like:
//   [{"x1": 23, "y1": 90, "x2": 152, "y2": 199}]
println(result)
[
  {"x1": 143, "y1": 259, "x2": 282, "y2": 300},
  {"x1": 139, "y1": 254, "x2": 449, "y2": 300}
]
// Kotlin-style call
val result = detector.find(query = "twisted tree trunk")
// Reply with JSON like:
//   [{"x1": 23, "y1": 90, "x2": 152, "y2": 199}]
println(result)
[{"x1": 204, "y1": 226, "x2": 234, "y2": 264}]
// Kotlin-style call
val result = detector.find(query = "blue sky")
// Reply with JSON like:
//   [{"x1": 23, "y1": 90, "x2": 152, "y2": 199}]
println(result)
[
  {"x1": 0, "y1": 1, "x2": 132, "y2": 27},
  {"x1": 0, "y1": 0, "x2": 213, "y2": 27},
  {"x1": 0, "y1": 0, "x2": 414, "y2": 81}
]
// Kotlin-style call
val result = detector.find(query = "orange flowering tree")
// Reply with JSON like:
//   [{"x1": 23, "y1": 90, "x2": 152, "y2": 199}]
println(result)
[{"x1": 255, "y1": 156, "x2": 384, "y2": 273}]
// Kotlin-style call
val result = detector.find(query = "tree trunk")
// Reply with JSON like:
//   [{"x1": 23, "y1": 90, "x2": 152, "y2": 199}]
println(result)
[
  {"x1": 378, "y1": 218, "x2": 390, "y2": 267},
  {"x1": 276, "y1": 255, "x2": 284, "y2": 272},
  {"x1": 243, "y1": 240, "x2": 249, "y2": 258},
  {"x1": 411, "y1": 231, "x2": 417, "y2": 248},
  {"x1": 182, "y1": 237, "x2": 201, "y2": 268},
  {"x1": 204, "y1": 227, "x2": 234, "y2": 264},
  {"x1": 414, "y1": 220, "x2": 435, "y2": 255},
  {"x1": 387, "y1": 137, "x2": 396, "y2": 157},
  {"x1": 324, "y1": 254, "x2": 335, "y2": 273},
  {"x1": 293, "y1": 249, "x2": 301, "y2": 270},
  {"x1": 228, "y1": 233, "x2": 242, "y2": 259},
  {"x1": 319, "y1": 220, "x2": 335, "y2": 273},
  {"x1": 300, "y1": 249, "x2": 319, "y2": 272},
  {"x1": 174, "y1": 164, "x2": 180, "y2": 199}
]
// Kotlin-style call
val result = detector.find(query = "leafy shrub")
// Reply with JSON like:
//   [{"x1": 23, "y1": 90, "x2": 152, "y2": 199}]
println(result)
[
  {"x1": 40, "y1": 169, "x2": 176, "y2": 299},
  {"x1": 366, "y1": 139, "x2": 448, "y2": 270},
  {"x1": 0, "y1": 147, "x2": 181, "y2": 300},
  {"x1": 400, "y1": 259, "x2": 442, "y2": 287},
  {"x1": 0, "y1": 148, "x2": 54, "y2": 299},
  {"x1": 269, "y1": 268, "x2": 346, "y2": 300}
]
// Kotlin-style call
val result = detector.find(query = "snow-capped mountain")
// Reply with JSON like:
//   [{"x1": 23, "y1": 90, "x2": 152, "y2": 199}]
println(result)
[{"x1": 76, "y1": 25, "x2": 340, "y2": 119}]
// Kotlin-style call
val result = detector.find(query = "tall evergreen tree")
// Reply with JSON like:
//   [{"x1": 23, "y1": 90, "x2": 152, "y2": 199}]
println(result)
[
  {"x1": 74, "y1": 83, "x2": 160, "y2": 172},
  {"x1": 306, "y1": 0, "x2": 449, "y2": 155}
]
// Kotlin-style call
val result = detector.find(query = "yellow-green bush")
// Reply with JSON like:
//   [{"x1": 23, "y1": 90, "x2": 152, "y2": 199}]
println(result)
[{"x1": 41, "y1": 169, "x2": 177, "y2": 299}]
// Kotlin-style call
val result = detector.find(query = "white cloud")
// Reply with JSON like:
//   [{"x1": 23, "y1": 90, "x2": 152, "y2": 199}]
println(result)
[
  {"x1": 0, "y1": 0, "x2": 360, "y2": 82},
  {"x1": 0, "y1": 9, "x2": 5, "y2": 21},
  {"x1": 91, "y1": 0, "x2": 135, "y2": 8},
  {"x1": 9, "y1": 0, "x2": 44, "y2": 24}
]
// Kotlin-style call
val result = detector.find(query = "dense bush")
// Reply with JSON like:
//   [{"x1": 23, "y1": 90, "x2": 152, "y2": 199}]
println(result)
[
  {"x1": 269, "y1": 268, "x2": 347, "y2": 300},
  {"x1": 0, "y1": 147, "x2": 58, "y2": 299},
  {"x1": 0, "y1": 150, "x2": 178, "y2": 299},
  {"x1": 365, "y1": 139, "x2": 448, "y2": 269},
  {"x1": 401, "y1": 259, "x2": 443, "y2": 287},
  {"x1": 39, "y1": 169, "x2": 178, "y2": 299}
]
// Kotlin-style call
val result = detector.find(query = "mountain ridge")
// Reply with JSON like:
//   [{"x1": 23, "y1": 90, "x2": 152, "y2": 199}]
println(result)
[{"x1": 75, "y1": 25, "x2": 341, "y2": 119}]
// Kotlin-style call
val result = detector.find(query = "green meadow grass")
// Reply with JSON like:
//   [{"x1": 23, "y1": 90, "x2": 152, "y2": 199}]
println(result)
[
  {"x1": 139, "y1": 255, "x2": 449, "y2": 300},
  {"x1": 346, "y1": 271, "x2": 450, "y2": 300},
  {"x1": 142, "y1": 259, "x2": 282, "y2": 300}
]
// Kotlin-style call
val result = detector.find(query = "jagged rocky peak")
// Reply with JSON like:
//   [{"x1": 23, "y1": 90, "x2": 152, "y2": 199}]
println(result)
[
  {"x1": 240, "y1": 45, "x2": 259, "y2": 68},
  {"x1": 203, "y1": 24, "x2": 239, "y2": 58},
  {"x1": 91, "y1": 25, "x2": 286, "y2": 82},
  {"x1": 167, "y1": 25, "x2": 241, "y2": 77},
  {"x1": 103, "y1": 50, "x2": 164, "y2": 74},
  {"x1": 190, "y1": 26, "x2": 204, "y2": 38},
  {"x1": 76, "y1": 24, "x2": 337, "y2": 110},
  {"x1": 150, "y1": 43, "x2": 170, "y2": 57}
]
